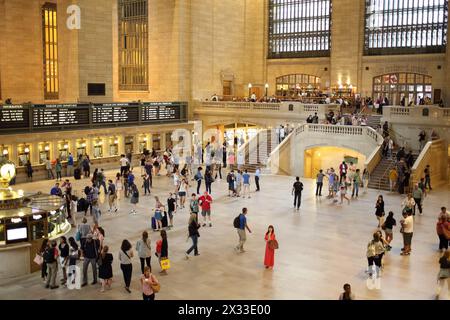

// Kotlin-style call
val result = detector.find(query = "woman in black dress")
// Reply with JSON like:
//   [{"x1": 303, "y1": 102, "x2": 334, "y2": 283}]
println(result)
[
  {"x1": 98, "y1": 245, "x2": 113, "y2": 292},
  {"x1": 375, "y1": 195, "x2": 385, "y2": 228},
  {"x1": 158, "y1": 230, "x2": 169, "y2": 275}
]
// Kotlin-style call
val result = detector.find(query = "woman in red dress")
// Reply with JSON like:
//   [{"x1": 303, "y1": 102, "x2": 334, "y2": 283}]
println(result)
[{"x1": 264, "y1": 225, "x2": 276, "y2": 269}]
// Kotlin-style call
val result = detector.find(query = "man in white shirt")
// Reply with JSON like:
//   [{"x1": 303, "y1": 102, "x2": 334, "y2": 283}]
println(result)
[
  {"x1": 400, "y1": 211, "x2": 414, "y2": 255},
  {"x1": 388, "y1": 137, "x2": 394, "y2": 159},
  {"x1": 279, "y1": 126, "x2": 285, "y2": 142},
  {"x1": 119, "y1": 155, "x2": 130, "y2": 176}
]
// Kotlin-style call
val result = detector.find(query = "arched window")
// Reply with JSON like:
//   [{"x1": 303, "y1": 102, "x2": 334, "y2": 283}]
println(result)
[
  {"x1": 275, "y1": 74, "x2": 321, "y2": 97},
  {"x1": 372, "y1": 73, "x2": 432, "y2": 106}
]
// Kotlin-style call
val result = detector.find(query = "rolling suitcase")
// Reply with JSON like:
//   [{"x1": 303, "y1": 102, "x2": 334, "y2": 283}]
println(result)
[
  {"x1": 74, "y1": 168, "x2": 81, "y2": 180},
  {"x1": 151, "y1": 217, "x2": 157, "y2": 231},
  {"x1": 161, "y1": 211, "x2": 168, "y2": 228}
]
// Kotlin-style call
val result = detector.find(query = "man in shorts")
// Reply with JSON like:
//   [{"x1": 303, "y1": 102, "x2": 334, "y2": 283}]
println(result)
[
  {"x1": 167, "y1": 193, "x2": 177, "y2": 228},
  {"x1": 198, "y1": 191, "x2": 213, "y2": 227}
]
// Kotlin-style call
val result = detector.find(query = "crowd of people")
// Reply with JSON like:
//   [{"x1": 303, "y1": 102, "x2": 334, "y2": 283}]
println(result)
[{"x1": 26, "y1": 137, "x2": 450, "y2": 300}]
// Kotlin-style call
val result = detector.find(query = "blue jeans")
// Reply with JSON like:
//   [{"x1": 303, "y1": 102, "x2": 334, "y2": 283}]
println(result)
[
  {"x1": 186, "y1": 235, "x2": 199, "y2": 255},
  {"x1": 352, "y1": 183, "x2": 359, "y2": 197}
]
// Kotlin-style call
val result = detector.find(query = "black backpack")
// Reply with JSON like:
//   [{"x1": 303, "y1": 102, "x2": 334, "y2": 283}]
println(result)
[
  {"x1": 233, "y1": 215, "x2": 241, "y2": 228},
  {"x1": 43, "y1": 247, "x2": 56, "y2": 263}
]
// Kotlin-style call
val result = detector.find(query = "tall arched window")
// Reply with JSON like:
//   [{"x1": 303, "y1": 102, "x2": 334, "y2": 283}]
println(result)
[
  {"x1": 365, "y1": 0, "x2": 448, "y2": 55},
  {"x1": 372, "y1": 73, "x2": 432, "y2": 105},
  {"x1": 268, "y1": 0, "x2": 332, "y2": 58},
  {"x1": 276, "y1": 74, "x2": 321, "y2": 97}
]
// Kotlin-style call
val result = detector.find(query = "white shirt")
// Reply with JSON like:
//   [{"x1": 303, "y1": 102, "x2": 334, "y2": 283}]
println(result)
[
  {"x1": 120, "y1": 157, "x2": 129, "y2": 167},
  {"x1": 388, "y1": 139, "x2": 394, "y2": 149},
  {"x1": 403, "y1": 216, "x2": 414, "y2": 233}
]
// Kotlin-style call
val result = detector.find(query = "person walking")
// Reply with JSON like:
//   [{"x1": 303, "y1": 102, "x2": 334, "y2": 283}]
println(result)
[
  {"x1": 198, "y1": 191, "x2": 213, "y2": 227},
  {"x1": 97, "y1": 169, "x2": 107, "y2": 194},
  {"x1": 178, "y1": 178, "x2": 189, "y2": 209},
  {"x1": 316, "y1": 169, "x2": 325, "y2": 196},
  {"x1": 129, "y1": 183, "x2": 139, "y2": 214},
  {"x1": 136, "y1": 231, "x2": 152, "y2": 274},
  {"x1": 185, "y1": 213, "x2": 201, "y2": 259},
  {"x1": 115, "y1": 173, "x2": 123, "y2": 201},
  {"x1": 81, "y1": 233, "x2": 99, "y2": 287},
  {"x1": 424, "y1": 165, "x2": 432, "y2": 190},
  {"x1": 352, "y1": 169, "x2": 361, "y2": 198},
  {"x1": 82, "y1": 156, "x2": 91, "y2": 178},
  {"x1": 419, "y1": 130, "x2": 427, "y2": 151},
  {"x1": 227, "y1": 171, "x2": 236, "y2": 196},
  {"x1": 339, "y1": 184, "x2": 350, "y2": 205},
  {"x1": 264, "y1": 225, "x2": 277, "y2": 269},
  {"x1": 382, "y1": 211, "x2": 396, "y2": 249},
  {"x1": 98, "y1": 245, "x2": 113, "y2": 292},
  {"x1": 292, "y1": 177, "x2": 303, "y2": 210},
  {"x1": 119, "y1": 239, "x2": 134, "y2": 293},
  {"x1": 91, "y1": 199, "x2": 101, "y2": 225},
  {"x1": 389, "y1": 167, "x2": 398, "y2": 192},
  {"x1": 107, "y1": 180, "x2": 118, "y2": 213},
  {"x1": 234, "y1": 207, "x2": 252, "y2": 253},
  {"x1": 339, "y1": 161, "x2": 348, "y2": 184},
  {"x1": 156, "y1": 230, "x2": 169, "y2": 275},
  {"x1": 205, "y1": 169, "x2": 213, "y2": 194},
  {"x1": 38, "y1": 239, "x2": 49, "y2": 283},
  {"x1": 400, "y1": 210, "x2": 414, "y2": 255},
  {"x1": 402, "y1": 193, "x2": 416, "y2": 216},
  {"x1": 44, "y1": 240, "x2": 59, "y2": 289},
  {"x1": 141, "y1": 266, "x2": 159, "y2": 301},
  {"x1": 375, "y1": 195, "x2": 385, "y2": 228},
  {"x1": 194, "y1": 167, "x2": 203, "y2": 195},
  {"x1": 189, "y1": 193, "x2": 199, "y2": 219},
  {"x1": 255, "y1": 167, "x2": 261, "y2": 191},
  {"x1": 366, "y1": 232, "x2": 385, "y2": 276},
  {"x1": 142, "y1": 173, "x2": 151, "y2": 195},
  {"x1": 436, "y1": 250, "x2": 450, "y2": 300},
  {"x1": 242, "y1": 170, "x2": 251, "y2": 198},
  {"x1": 120, "y1": 154, "x2": 130, "y2": 176},
  {"x1": 67, "y1": 237, "x2": 79, "y2": 284},
  {"x1": 153, "y1": 196, "x2": 165, "y2": 231},
  {"x1": 436, "y1": 216, "x2": 450, "y2": 252},
  {"x1": 77, "y1": 217, "x2": 91, "y2": 250},
  {"x1": 412, "y1": 184, "x2": 423, "y2": 215}
]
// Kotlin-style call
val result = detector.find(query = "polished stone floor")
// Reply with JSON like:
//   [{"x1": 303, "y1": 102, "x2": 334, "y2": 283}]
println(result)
[{"x1": 0, "y1": 168, "x2": 449, "y2": 300}]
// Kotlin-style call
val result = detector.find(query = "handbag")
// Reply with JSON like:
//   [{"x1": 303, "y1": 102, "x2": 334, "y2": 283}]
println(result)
[
  {"x1": 438, "y1": 268, "x2": 450, "y2": 279},
  {"x1": 33, "y1": 253, "x2": 43, "y2": 266},
  {"x1": 150, "y1": 275, "x2": 161, "y2": 293},
  {"x1": 268, "y1": 239, "x2": 279, "y2": 250},
  {"x1": 160, "y1": 258, "x2": 171, "y2": 270},
  {"x1": 75, "y1": 230, "x2": 81, "y2": 242}
]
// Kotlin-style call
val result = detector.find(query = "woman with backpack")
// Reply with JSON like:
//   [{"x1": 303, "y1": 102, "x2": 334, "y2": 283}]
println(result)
[
  {"x1": 136, "y1": 231, "x2": 152, "y2": 274},
  {"x1": 119, "y1": 239, "x2": 134, "y2": 293},
  {"x1": 366, "y1": 232, "x2": 385, "y2": 276},
  {"x1": 98, "y1": 245, "x2": 113, "y2": 292},
  {"x1": 130, "y1": 183, "x2": 139, "y2": 214}
]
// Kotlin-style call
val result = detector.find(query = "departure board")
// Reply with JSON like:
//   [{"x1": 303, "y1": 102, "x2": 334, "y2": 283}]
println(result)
[
  {"x1": 0, "y1": 105, "x2": 29, "y2": 129},
  {"x1": 32, "y1": 104, "x2": 90, "y2": 128},
  {"x1": 142, "y1": 102, "x2": 182, "y2": 122},
  {"x1": 0, "y1": 101, "x2": 187, "y2": 134},
  {"x1": 92, "y1": 103, "x2": 139, "y2": 124}
]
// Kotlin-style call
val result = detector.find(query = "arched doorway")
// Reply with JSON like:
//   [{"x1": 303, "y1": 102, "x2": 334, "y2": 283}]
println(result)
[{"x1": 372, "y1": 72, "x2": 432, "y2": 105}]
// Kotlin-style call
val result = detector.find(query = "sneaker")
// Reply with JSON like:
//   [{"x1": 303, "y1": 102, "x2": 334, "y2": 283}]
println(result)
[
  {"x1": 209, "y1": 223, "x2": 212, "y2": 227},
  {"x1": 185, "y1": 253, "x2": 189, "y2": 260},
  {"x1": 194, "y1": 253, "x2": 200, "y2": 256},
  {"x1": 81, "y1": 283, "x2": 87, "y2": 287},
  {"x1": 50, "y1": 286, "x2": 59, "y2": 289},
  {"x1": 45, "y1": 284, "x2": 50, "y2": 289},
  {"x1": 202, "y1": 223, "x2": 206, "y2": 227},
  {"x1": 125, "y1": 287, "x2": 131, "y2": 293},
  {"x1": 100, "y1": 288, "x2": 105, "y2": 293},
  {"x1": 91, "y1": 281, "x2": 97, "y2": 285},
  {"x1": 107, "y1": 209, "x2": 111, "y2": 212},
  {"x1": 240, "y1": 249, "x2": 246, "y2": 253},
  {"x1": 115, "y1": 208, "x2": 118, "y2": 212}
]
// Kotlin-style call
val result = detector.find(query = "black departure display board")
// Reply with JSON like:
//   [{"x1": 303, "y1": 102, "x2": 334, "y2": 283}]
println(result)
[
  {"x1": 142, "y1": 102, "x2": 181, "y2": 122},
  {"x1": 0, "y1": 105, "x2": 29, "y2": 129},
  {"x1": 32, "y1": 104, "x2": 90, "y2": 128},
  {"x1": 0, "y1": 101, "x2": 187, "y2": 134},
  {"x1": 92, "y1": 103, "x2": 139, "y2": 124}
]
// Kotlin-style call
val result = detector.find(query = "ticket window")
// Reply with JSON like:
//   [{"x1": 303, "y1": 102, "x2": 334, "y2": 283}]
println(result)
[
  {"x1": 165, "y1": 132, "x2": 172, "y2": 149},
  {"x1": 139, "y1": 141, "x2": 147, "y2": 153},
  {"x1": 77, "y1": 141, "x2": 87, "y2": 157},
  {"x1": 30, "y1": 217, "x2": 45, "y2": 241},
  {"x1": 152, "y1": 134, "x2": 161, "y2": 151},
  {"x1": 0, "y1": 147, "x2": 9, "y2": 161},
  {"x1": 125, "y1": 137, "x2": 134, "y2": 155},
  {"x1": 39, "y1": 151, "x2": 49, "y2": 164},
  {"x1": 18, "y1": 146, "x2": 30, "y2": 167},
  {"x1": 58, "y1": 142, "x2": 69, "y2": 161},
  {"x1": 94, "y1": 145, "x2": 103, "y2": 158}
]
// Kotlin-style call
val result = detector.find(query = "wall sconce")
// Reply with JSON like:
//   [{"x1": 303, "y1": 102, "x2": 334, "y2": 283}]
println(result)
[
  {"x1": 114, "y1": 139, "x2": 119, "y2": 144},
  {"x1": 24, "y1": 146, "x2": 30, "y2": 153},
  {"x1": 143, "y1": 137, "x2": 148, "y2": 142},
  {"x1": 2, "y1": 148, "x2": 8, "y2": 155},
  {"x1": 63, "y1": 142, "x2": 69, "y2": 149},
  {"x1": 81, "y1": 142, "x2": 86, "y2": 147},
  {"x1": 248, "y1": 83, "x2": 252, "y2": 88},
  {"x1": 44, "y1": 145, "x2": 50, "y2": 151}
]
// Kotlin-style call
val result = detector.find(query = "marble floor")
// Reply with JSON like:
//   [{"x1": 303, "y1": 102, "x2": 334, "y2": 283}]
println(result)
[{"x1": 0, "y1": 168, "x2": 449, "y2": 300}]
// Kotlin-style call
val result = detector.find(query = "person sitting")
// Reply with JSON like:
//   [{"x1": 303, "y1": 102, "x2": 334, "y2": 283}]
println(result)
[{"x1": 50, "y1": 183, "x2": 63, "y2": 197}]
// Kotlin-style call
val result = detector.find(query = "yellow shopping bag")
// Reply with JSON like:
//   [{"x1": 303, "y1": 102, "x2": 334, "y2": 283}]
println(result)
[{"x1": 160, "y1": 258, "x2": 171, "y2": 270}]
